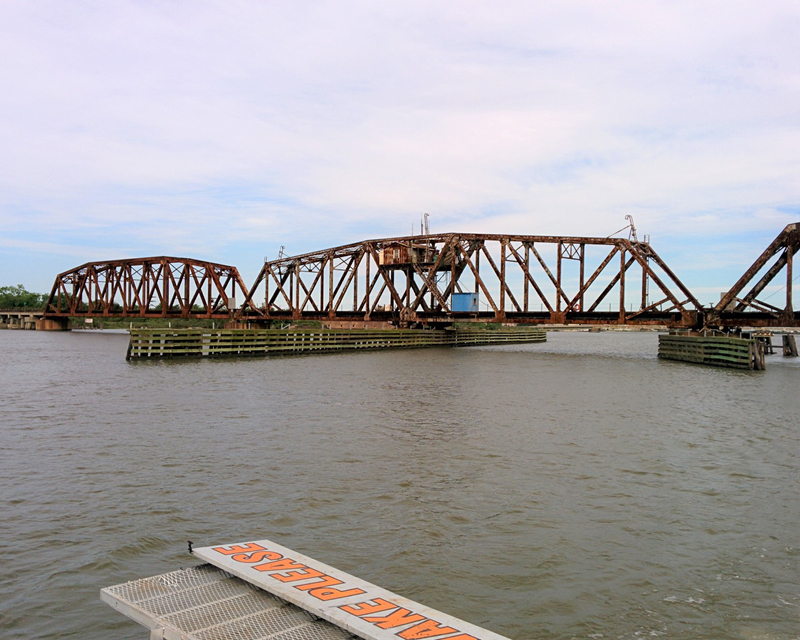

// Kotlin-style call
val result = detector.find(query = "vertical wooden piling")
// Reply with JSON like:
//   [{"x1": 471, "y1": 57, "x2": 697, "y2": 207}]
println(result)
[{"x1": 784, "y1": 334, "x2": 799, "y2": 357}]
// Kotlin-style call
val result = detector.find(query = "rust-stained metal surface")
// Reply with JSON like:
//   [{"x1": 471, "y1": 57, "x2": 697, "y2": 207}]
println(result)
[
  {"x1": 44, "y1": 257, "x2": 249, "y2": 319},
  {"x1": 238, "y1": 232, "x2": 703, "y2": 328},
  {"x1": 708, "y1": 223, "x2": 800, "y2": 328},
  {"x1": 41, "y1": 224, "x2": 800, "y2": 329}
]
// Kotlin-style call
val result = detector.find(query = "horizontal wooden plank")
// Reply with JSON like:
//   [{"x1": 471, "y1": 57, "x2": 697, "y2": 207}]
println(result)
[
  {"x1": 658, "y1": 334, "x2": 755, "y2": 369},
  {"x1": 128, "y1": 327, "x2": 547, "y2": 359}
]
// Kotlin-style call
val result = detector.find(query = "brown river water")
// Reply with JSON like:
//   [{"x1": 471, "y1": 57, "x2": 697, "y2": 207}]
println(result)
[{"x1": 0, "y1": 329, "x2": 798, "y2": 639}]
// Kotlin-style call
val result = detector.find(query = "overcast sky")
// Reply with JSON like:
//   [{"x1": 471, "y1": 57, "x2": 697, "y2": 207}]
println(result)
[{"x1": 1, "y1": 1, "x2": 799, "y2": 300}]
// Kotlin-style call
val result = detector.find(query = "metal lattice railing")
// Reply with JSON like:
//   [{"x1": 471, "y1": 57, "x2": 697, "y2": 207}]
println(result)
[{"x1": 101, "y1": 564, "x2": 355, "y2": 640}]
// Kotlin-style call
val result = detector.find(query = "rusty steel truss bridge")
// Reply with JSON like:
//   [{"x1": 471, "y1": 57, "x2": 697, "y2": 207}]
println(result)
[
  {"x1": 45, "y1": 257, "x2": 249, "y2": 320},
  {"x1": 42, "y1": 223, "x2": 799, "y2": 330}
]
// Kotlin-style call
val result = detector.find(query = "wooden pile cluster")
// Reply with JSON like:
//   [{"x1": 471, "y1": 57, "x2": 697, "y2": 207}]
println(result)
[
  {"x1": 658, "y1": 334, "x2": 765, "y2": 370},
  {"x1": 127, "y1": 327, "x2": 547, "y2": 360}
]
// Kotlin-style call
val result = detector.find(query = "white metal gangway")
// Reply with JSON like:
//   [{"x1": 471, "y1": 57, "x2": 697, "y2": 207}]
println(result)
[{"x1": 101, "y1": 537, "x2": 511, "y2": 640}]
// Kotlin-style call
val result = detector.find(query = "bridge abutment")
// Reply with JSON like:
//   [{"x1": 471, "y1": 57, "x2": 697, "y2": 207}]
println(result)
[
  {"x1": 0, "y1": 311, "x2": 52, "y2": 330},
  {"x1": 36, "y1": 317, "x2": 70, "y2": 331}
]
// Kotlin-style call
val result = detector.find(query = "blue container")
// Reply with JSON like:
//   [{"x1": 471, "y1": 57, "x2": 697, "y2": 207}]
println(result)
[{"x1": 452, "y1": 292, "x2": 479, "y2": 313}]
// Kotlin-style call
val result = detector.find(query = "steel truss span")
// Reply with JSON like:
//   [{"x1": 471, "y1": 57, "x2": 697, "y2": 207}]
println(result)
[
  {"x1": 41, "y1": 224, "x2": 798, "y2": 329},
  {"x1": 44, "y1": 257, "x2": 249, "y2": 319},
  {"x1": 240, "y1": 233, "x2": 705, "y2": 328}
]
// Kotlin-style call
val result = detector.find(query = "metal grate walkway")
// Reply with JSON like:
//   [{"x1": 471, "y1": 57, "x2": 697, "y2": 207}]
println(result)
[{"x1": 101, "y1": 564, "x2": 355, "y2": 640}]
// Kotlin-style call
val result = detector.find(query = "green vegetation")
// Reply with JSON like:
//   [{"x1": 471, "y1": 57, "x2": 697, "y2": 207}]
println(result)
[
  {"x1": 0, "y1": 285, "x2": 47, "y2": 310},
  {"x1": 452, "y1": 321, "x2": 503, "y2": 330}
]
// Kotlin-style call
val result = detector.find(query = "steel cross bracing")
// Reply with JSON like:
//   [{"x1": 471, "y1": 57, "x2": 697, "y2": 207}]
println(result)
[
  {"x1": 239, "y1": 233, "x2": 704, "y2": 327},
  {"x1": 707, "y1": 222, "x2": 800, "y2": 328},
  {"x1": 41, "y1": 223, "x2": 799, "y2": 329},
  {"x1": 44, "y1": 257, "x2": 249, "y2": 319}
]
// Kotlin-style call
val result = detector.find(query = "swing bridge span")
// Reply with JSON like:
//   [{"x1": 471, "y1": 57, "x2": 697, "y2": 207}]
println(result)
[{"x1": 40, "y1": 223, "x2": 799, "y2": 330}]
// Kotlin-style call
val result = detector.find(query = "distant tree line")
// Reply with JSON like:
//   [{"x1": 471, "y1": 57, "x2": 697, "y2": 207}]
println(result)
[{"x1": 0, "y1": 285, "x2": 47, "y2": 309}]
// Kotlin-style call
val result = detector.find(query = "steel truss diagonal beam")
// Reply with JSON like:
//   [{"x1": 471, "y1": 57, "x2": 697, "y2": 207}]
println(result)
[
  {"x1": 44, "y1": 257, "x2": 248, "y2": 319},
  {"x1": 40, "y1": 223, "x2": 800, "y2": 329},
  {"x1": 239, "y1": 232, "x2": 706, "y2": 328},
  {"x1": 708, "y1": 222, "x2": 800, "y2": 327}
]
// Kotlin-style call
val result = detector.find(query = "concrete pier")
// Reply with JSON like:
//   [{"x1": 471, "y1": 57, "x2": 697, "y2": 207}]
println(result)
[
  {"x1": 0, "y1": 311, "x2": 69, "y2": 330},
  {"x1": 0, "y1": 311, "x2": 42, "y2": 330}
]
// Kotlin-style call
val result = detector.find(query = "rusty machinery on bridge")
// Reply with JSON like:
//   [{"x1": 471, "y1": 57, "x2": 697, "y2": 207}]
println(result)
[
  {"x1": 44, "y1": 257, "x2": 249, "y2": 321},
  {"x1": 238, "y1": 232, "x2": 704, "y2": 327}
]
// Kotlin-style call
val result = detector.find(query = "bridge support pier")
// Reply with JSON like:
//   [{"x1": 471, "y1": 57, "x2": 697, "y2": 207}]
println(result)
[
  {"x1": 36, "y1": 317, "x2": 70, "y2": 331},
  {"x1": 784, "y1": 334, "x2": 798, "y2": 357}
]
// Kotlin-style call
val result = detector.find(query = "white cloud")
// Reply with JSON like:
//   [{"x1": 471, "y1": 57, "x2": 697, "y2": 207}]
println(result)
[{"x1": 1, "y1": 0, "x2": 799, "y2": 292}]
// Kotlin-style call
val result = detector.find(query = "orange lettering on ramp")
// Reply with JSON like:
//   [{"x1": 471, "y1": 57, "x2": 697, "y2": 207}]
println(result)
[
  {"x1": 396, "y1": 619, "x2": 459, "y2": 639},
  {"x1": 272, "y1": 567, "x2": 325, "y2": 582},
  {"x1": 212, "y1": 543, "x2": 266, "y2": 555},
  {"x1": 362, "y1": 607, "x2": 426, "y2": 629},
  {"x1": 253, "y1": 558, "x2": 307, "y2": 572},
  {"x1": 294, "y1": 575, "x2": 344, "y2": 590},
  {"x1": 310, "y1": 586, "x2": 367, "y2": 601},
  {"x1": 340, "y1": 598, "x2": 397, "y2": 617},
  {"x1": 231, "y1": 550, "x2": 283, "y2": 563}
]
